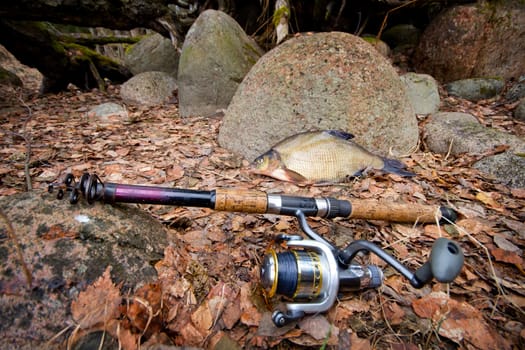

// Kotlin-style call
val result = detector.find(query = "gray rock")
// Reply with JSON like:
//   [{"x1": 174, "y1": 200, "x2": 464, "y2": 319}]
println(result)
[
  {"x1": 124, "y1": 33, "x2": 180, "y2": 77},
  {"x1": 514, "y1": 98, "x2": 525, "y2": 121},
  {"x1": 178, "y1": 10, "x2": 264, "y2": 118},
  {"x1": 0, "y1": 190, "x2": 169, "y2": 348},
  {"x1": 446, "y1": 78, "x2": 505, "y2": 101},
  {"x1": 218, "y1": 32, "x2": 418, "y2": 162},
  {"x1": 0, "y1": 65, "x2": 22, "y2": 86},
  {"x1": 382, "y1": 24, "x2": 421, "y2": 49},
  {"x1": 88, "y1": 102, "x2": 128, "y2": 124},
  {"x1": 474, "y1": 152, "x2": 525, "y2": 188},
  {"x1": 400, "y1": 73, "x2": 440, "y2": 115},
  {"x1": 506, "y1": 75, "x2": 525, "y2": 102},
  {"x1": 414, "y1": 2, "x2": 525, "y2": 83},
  {"x1": 120, "y1": 71, "x2": 178, "y2": 105},
  {"x1": 424, "y1": 112, "x2": 525, "y2": 155}
]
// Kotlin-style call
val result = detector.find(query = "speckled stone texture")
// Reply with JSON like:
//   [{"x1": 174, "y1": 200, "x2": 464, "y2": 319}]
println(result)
[{"x1": 218, "y1": 32, "x2": 418, "y2": 162}]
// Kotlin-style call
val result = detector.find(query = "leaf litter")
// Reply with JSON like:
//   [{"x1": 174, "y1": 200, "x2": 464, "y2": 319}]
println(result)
[{"x1": 0, "y1": 81, "x2": 524, "y2": 349}]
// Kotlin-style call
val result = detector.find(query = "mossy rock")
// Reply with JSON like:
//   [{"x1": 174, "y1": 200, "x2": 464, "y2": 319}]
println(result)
[{"x1": 0, "y1": 65, "x2": 22, "y2": 86}]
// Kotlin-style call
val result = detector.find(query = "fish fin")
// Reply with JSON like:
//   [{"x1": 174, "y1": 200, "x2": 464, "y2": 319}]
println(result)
[
  {"x1": 325, "y1": 130, "x2": 355, "y2": 140},
  {"x1": 351, "y1": 169, "x2": 365, "y2": 177},
  {"x1": 381, "y1": 158, "x2": 416, "y2": 177},
  {"x1": 276, "y1": 168, "x2": 309, "y2": 183},
  {"x1": 348, "y1": 166, "x2": 374, "y2": 179}
]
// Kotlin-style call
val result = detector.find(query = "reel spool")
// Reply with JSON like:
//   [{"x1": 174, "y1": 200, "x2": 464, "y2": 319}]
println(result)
[{"x1": 260, "y1": 233, "x2": 383, "y2": 327}]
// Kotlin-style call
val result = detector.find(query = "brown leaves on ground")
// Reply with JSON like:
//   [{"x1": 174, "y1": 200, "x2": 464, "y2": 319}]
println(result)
[
  {"x1": 413, "y1": 292, "x2": 512, "y2": 350},
  {"x1": 71, "y1": 267, "x2": 121, "y2": 329},
  {"x1": 1, "y1": 82, "x2": 524, "y2": 349}
]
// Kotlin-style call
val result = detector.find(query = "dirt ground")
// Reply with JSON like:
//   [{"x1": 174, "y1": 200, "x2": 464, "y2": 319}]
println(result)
[{"x1": 0, "y1": 53, "x2": 524, "y2": 349}]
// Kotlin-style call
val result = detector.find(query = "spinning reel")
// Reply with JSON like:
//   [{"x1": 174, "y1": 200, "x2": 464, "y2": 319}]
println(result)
[
  {"x1": 49, "y1": 173, "x2": 464, "y2": 327},
  {"x1": 260, "y1": 210, "x2": 464, "y2": 327}
]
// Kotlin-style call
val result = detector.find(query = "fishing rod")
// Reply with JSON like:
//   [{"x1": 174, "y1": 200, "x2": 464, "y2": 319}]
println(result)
[
  {"x1": 49, "y1": 173, "x2": 464, "y2": 326},
  {"x1": 49, "y1": 172, "x2": 457, "y2": 223}
]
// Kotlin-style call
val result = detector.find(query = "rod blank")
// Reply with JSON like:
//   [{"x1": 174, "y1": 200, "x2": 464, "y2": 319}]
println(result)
[{"x1": 50, "y1": 173, "x2": 457, "y2": 224}]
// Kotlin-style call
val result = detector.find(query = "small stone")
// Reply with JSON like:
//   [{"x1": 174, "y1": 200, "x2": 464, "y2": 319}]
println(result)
[
  {"x1": 120, "y1": 71, "x2": 177, "y2": 106},
  {"x1": 400, "y1": 73, "x2": 440, "y2": 115},
  {"x1": 446, "y1": 78, "x2": 505, "y2": 101}
]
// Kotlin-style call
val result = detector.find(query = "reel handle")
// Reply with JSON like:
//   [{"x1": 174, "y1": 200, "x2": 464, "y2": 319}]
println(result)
[
  {"x1": 338, "y1": 238, "x2": 464, "y2": 289},
  {"x1": 414, "y1": 238, "x2": 464, "y2": 285}
]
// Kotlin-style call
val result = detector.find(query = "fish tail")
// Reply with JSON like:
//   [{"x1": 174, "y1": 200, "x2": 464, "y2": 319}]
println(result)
[{"x1": 381, "y1": 158, "x2": 416, "y2": 177}]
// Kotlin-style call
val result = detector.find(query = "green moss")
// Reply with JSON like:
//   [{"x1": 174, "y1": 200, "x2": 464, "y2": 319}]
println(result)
[
  {"x1": 272, "y1": 5, "x2": 290, "y2": 27},
  {"x1": 124, "y1": 43, "x2": 134, "y2": 55},
  {"x1": 362, "y1": 36, "x2": 379, "y2": 44},
  {"x1": 0, "y1": 66, "x2": 22, "y2": 86}
]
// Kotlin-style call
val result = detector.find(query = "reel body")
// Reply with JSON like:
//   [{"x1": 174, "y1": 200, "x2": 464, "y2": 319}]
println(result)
[
  {"x1": 260, "y1": 211, "x2": 464, "y2": 327},
  {"x1": 261, "y1": 234, "x2": 383, "y2": 326}
]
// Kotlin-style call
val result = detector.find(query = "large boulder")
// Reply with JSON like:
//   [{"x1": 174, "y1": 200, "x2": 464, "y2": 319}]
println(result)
[
  {"x1": 218, "y1": 32, "x2": 418, "y2": 162},
  {"x1": 0, "y1": 191, "x2": 169, "y2": 348},
  {"x1": 124, "y1": 33, "x2": 179, "y2": 77},
  {"x1": 178, "y1": 10, "x2": 264, "y2": 118},
  {"x1": 413, "y1": 1, "x2": 525, "y2": 83}
]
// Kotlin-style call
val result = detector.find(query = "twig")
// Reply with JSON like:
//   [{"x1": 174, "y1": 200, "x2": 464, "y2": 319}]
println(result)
[
  {"x1": 378, "y1": 292, "x2": 403, "y2": 345},
  {"x1": 88, "y1": 60, "x2": 105, "y2": 92},
  {"x1": 0, "y1": 209, "x2": 32, "y2": 287},
  {"x1": 47, "y1": 324, "x2": 74, "y2": 347},
  {"x1": 444, "y1": 139, "x2": 454, "y2": 161},
  {"x1": 377, "y1": 0, "x2": 419, "y2": 40},
  {"x1": 355, "y1": 14, "x2": 369, "y2": 37},
  {"x1": 334, "y1": 0, "x2": 346, "y2": 29}
]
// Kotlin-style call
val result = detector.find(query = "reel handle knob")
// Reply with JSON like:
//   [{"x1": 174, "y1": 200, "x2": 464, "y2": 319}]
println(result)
[
  {"x1": 414, "y1": 238, "x2": 464, "y2": 285},
  {"x1": 272, "y1": 310, "x2": 305, "y2": 327}
]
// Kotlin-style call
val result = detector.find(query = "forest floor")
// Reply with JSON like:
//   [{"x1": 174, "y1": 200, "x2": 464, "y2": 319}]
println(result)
[{"x1": 0, "y1": 57, "x2": 524, "y2": 349}]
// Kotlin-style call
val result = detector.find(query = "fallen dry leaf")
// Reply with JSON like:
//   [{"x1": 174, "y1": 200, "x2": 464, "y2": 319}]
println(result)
[
  {"x1": 490, "y1": 247, "x2": 524, "y2": 266},
  {"x1": 179, "y1": 322, "x2": 205, "y2": 345},
  {"x1": 412, "y1": 292, "x2": 511, "y2": 350},
  {"x1": 298, "y1": 314, "x2": 336, "y2": 341},
  {"x1": 71, "y1": 266, "x2": 121, "y2": 329},
  {"x1": 383, "y1": 300, "x2": 406, "y2": 326},
  {"x1": 510, "y1": 188, "x2": 525, "y2": 199},
  {"x1": 191, "y1": 300, "x2": 213, "y2": 334},
  {"x1": 239, "y1": 282, "x2": 261, "y2": 327},
  {"x1": 475, "y1": 191, "x2": 504, "y2": 212},
  {"x1": 348, "y1": 332, "x2": 372, "y2": 350}
]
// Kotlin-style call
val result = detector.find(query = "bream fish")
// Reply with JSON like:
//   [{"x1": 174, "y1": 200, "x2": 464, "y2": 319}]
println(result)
[{"x1": 251, "y1": 130, "x2": 415, "y2": 183}]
